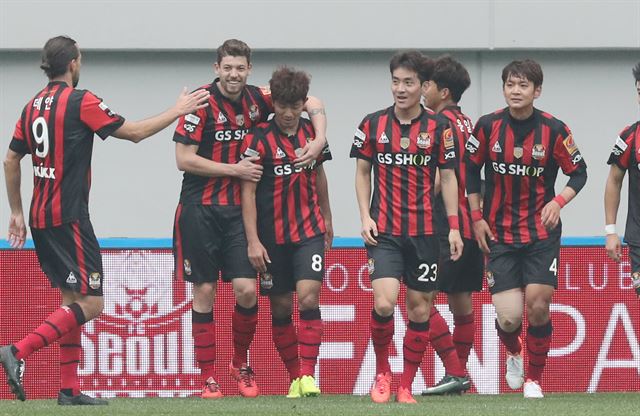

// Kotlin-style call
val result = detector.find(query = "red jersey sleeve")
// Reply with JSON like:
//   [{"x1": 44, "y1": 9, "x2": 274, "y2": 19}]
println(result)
[
  {"x1": 8, "y1": 116, "x2": 30, "y2": 155},
  {"x1": 552, "y1": 125, "x2": 586, "y2": 175},
  {"x1": 173, "y1": 108, "x2": 208, "y2": 145},
  {"x1": 437, "y1": 119, "x2": 456, "y2": 169},
  {"x1": 349, "y1": 118, "x2": 373, "y2": 160},
  {"x1": 240, "y1": 130, "x2": 265, "y2": 165},
  {"x1": 607, "y1": 124, "x2": 637, "y2": 171},
  {"x1": 79, "y1": 91, "x2": 125, "y2": 140},
  {"x1": 465, "y1": 117, "x2": 488, "y2": 168}
]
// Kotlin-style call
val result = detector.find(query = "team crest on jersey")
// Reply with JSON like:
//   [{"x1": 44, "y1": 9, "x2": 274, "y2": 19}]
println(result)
[
  {"x1": 443, "y1": 128, "x2": 454, "y2": 150},
  {"x1": 276, "y1": 147, "x2": 287, "y2": 159},
  {"x1": 367, "y1": 258, "x2": 375, "y2": 274},
  {"x1": 66, "y1": 271, "x2": 77, "y2": 285},
  {"x1": 563, "y1": 134, "x2": 578, "y2": 155},
  {"x1": 400, "y1": 137, "x2": 410, "y2": 150},
  {"x1": 492, "y1": 141, "x2": 502, "y2": 153},
  {"x1": 486, "y1": 271, "x2": 495, "y2": 288},
  {"x1": 249, "y1": 105, "x2": 260, "y2": 121},
  {"x1": 417, "y1": 132, "x2": 431, "y2": 149},
  {"x1": 217, "y1": 112, "x2": 228, "y2": 124},
  {"x1": 183, "y1": 259, "x2": 192, "y2": 276},
  {"x1": 513, "y1": 146, "x2": 523, "y2": 159},
  {"x1": 89, "y1": 272, "x2": 102, "y2": 290},
  {"x1": 378, "y1": 132, "x2": 389, "y2": 144},
  {"x1": 532, "y1": 144, "x2": 546, "y2": 160},
  {"x1": 632, "y1": 272, "x2": 640, "y2": 289},
  {"x1": 236, "y1": 114, "x2": 245, "y2": 127}
]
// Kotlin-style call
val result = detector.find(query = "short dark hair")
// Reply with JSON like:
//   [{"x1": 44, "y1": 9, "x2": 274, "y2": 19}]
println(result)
[
  {"x1": 216, "y1": 39, "x2": 251, "y2": 64},
  {"x1": 390, "y1": 50, "x2": 431, "y2": 84},
  {"x1": 40, "y1": 36, "x2": 79, "y2": 79},
  {"x1": 633, "y1": 62, "x2": 640, "y2": 83},
  {"x1": 501, "y1": 59, "x2": 543, "y2": 88},
  {"x1": 430, "y1": 55, "x2": 471, "y2": 103},
  {"x1": 269, "y1": 66, "x2": 310, "y2": 105}
]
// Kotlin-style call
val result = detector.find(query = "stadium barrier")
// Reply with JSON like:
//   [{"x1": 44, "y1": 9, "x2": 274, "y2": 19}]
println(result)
[{"x1": 1, "y1": 237, "x2": 639, "y2": 398}]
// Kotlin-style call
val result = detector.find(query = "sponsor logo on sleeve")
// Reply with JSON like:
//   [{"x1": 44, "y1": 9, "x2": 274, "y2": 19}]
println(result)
[
  {"x1": 242, "y1": 147, "x2": 260, "y2": 158},
  {"x1": 611, "y1": 136, "x2": 627, "y2": 156},
  {"x1": 185, "y1": 114, "x2": 200, "y2": 125},
  {"x1": 443, "y1": 128, "x2": 454, "y2": 150},
  {"x1": 465, "y1": 135, "x2": 480, "y2": 154},
  {"x1": 98, "y1": 101, "x2": 115, "y2": 117},
  {"x1": 563, "y1": 134, "x2": 579, "y2": 155}
]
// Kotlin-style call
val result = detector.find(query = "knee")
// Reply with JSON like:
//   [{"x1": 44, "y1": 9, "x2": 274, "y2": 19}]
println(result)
[
  {"x1": 233, "y1": 283, "x2": 257, "y2": 308},
  {"x1": 270, "y1": 296, "x2": 293, "y2": 319},
  {"x1": 497, "y1": 314, "x2": 522, "y2": 332},
  {"x1": 374, "y1": 298, "x2": 396, "y2": 317},
  {"x1": 298, "y1": 292, "x2": 319, "y2": 312},
  {"x1": 527, "y1": 300, "x2": 550, "y2": 324},
  {"x1": 192, "y1": 283, "x2": 216, "y2": 310}
]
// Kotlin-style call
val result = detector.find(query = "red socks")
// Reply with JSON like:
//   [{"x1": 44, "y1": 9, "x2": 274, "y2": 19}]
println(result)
[
  {"x1": 370, "y1": 309, "x2": 394, "y2": 375},
  {"x1": 272, "y1": 316, "x2": 300, "y2": 381},
  {"x1": 299, "y1": 309, "x2": 322, "y2": 377},
  {"x1": 14, "y1": 303, "x2": 85, "y2": 360},
  {"x1": 495, "y1": 320, "x2": 523, "y2": 355},
  {"x1": 400, "y1": 320, "x2": 430, "y2": 389},
  {"x1": 428, "y1": 308, "x2": 465, "y2": 377},
  {"x1": 231, "y1": 303, "x2": 258, "y2": 368},
  {"x1": 453, "y1": 313, "x2": 475, "y2": 369},
  {"x1": 59, "y1": 327, "x2": 82, "y2": 395},
  {"x1": 192, "y1": 309, "x2": 216, "y2": 381},
  {"x1": 526, "y1": 321, "x2": 553, "y2": 382}
]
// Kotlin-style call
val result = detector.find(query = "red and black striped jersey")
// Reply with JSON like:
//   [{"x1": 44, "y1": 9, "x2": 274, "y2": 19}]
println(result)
[
  {"x1": 434, "y1": 106, "x2": 474, "y2": 240},
  {"x1": 607, "y1": 121, "x2": 640, "y2": 246},
  {"x1": 173, "y1": 79, "x2": 273, "y2": 206},
  {"x1": 350, "y1": 106, "x2": 456, "y2": 237},
  {"x1": 241, "y1": 118, "x2": 332, "y2": 244},
  {"x1": 9, "y1": 81, "x2": 125, "y2": 229},
  {"x1": 465, "y1": 108, "x2": 587, "y2": 244}
]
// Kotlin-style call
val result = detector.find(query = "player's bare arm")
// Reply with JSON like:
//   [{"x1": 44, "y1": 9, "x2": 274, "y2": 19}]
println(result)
[
  {"x1": 355, "y1": 158, "x2": 378, "y2": 246},
  {"x1": 240, "y1": 179, "x2": 271, "y2": 272},
  {"x1": 469, "y1": 192, "x2": 494, "y2": 254},
  {"x1": 316, "y1": 165, "x2": 333, "y2": 250},
  {"x1": 294, "y1": 95, "x2": 327, "y2": 167},
  {"x1": 175, "y1": 143, "x2": 262, "y2": 181},
  {"x1": 112, "y1": 88, "x2": 210, "y2": 143},
  {"x1": 3, "y1": 149, "x2": 26, "y2": 249},
  {"x1": 541, "y1": 186, "x2": 577, "y2": 230},
  {"x1": 604, "y1": 164, "x2": 625, "y2": 262},
  {"x1": 440, "y1": 167, "x2": 463, "y2": 260}
]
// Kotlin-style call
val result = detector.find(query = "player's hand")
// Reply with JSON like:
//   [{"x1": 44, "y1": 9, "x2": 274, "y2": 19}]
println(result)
[
  {"x1": 247, "y1": 240, "x2": 271, "y2": 273},
  {"x1": 7, "y1": 212, "x2": 26, "y2": 249},
  {"x1": 174, "y1": 87, "x2": 210, "y2": 116},
  {"x1": 361, "y1": 216, "x2": 378, "y2": 246},
  {"x1": 293, "y1": 138, "x2": 324, "y2": 168},
  {"x1": 449, "y1": 229, "x2": 464, "y2": 261},
  {"x1": 234, "y1": 156, "x2": 263, "y2": 182},
  {"x1": 541, "y1": 199, "x2": 561, "y2": 230},
  {"x1": 605, "y1": 233, "x2": 622, "y2": 263},
  {"x1": 472, "y1": 219, "x2": 494, "y2": 254},
  {"x1": 324, "y1": 220, "x2": 334, "y2": 250}
]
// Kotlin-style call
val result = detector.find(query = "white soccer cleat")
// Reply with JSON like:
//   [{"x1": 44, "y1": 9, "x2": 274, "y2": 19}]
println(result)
[
  {"x1": 505, "y1": 353, "x2": 524, "y2": 390},
  {"x1": 523, "y1": 379, "x2": 544, "y2": 398}
]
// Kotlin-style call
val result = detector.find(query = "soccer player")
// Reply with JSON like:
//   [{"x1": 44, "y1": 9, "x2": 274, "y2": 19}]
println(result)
[
  {"x1": 421, "y1": 55, "x2": 480, "y2": 395},
  {"x1": 604, "y1": 62, "x2": 640, "y2": 298},
  {"x1": 172, "y1": 39, "x2": 327, "y2": 399},
  {"x1": 351, "y1": 51, "x2": 463, "y2": 404},
  {"x1": 465, "y1": 59, "x2": 587, "y2": 398},
  {"x1": 240, "y1": 66, "x2": 332, "y2": 398},
  {"x1": 1, "y1": 35, "x2": 209, "y2": 405}
]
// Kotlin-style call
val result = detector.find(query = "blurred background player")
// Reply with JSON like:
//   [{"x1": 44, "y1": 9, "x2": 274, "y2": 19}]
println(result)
[
  {"x1": 240, "y1": 66, "x2": 332, "y2": 398},
  {"x1": 172, "y1": 39, "x2": 327, "y2": 399},
  {"x1": 465, "y1": 59, "x2": 587, "y2": 398},
  {"x1": 604, "y1": 62, "x2": 640, "y2": 298},
  {"x1": 350, "y1": 51, "x2": 463, "y2": 404},
  {"x1": 1, "y1": 35, "x2": 209, "y2": 405},
  {"x1": 421, "y1": 55, "x2": 479, "y2": 395}
]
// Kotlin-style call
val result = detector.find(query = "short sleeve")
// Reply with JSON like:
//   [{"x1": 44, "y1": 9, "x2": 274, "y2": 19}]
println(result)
[
  {"x1": 79, "y1": 91, "x2": 125, "y2": 139},
  {"x1": 349, "y1": 118, "x2": 374, "y2": 160},
  {"x1": 437, "y1": 119, "x2": 456, "y2": 169},
  {"x1": 240, "y1": 130, "x2": 265, "y2": 165},
  {"x1": 465, "y1": 116, "x2": 488, "y2": 167},
  {"x1": 8, "y1": 117, "x2": 30, "y2": 154},
  {"x1": 552, "y1": 125, "x2": 586, "y2": 175},
  {"x1": 173, "y1": 108, "x2": 208, "y2": 146},
  {"x1": 606, "y1": 125, "x2": 636, "y2": 171}
]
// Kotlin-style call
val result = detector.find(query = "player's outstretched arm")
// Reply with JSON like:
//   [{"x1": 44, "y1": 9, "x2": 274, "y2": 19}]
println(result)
[
  {"x1": 316, "y1": 165, "x2": 333, "y2": 250},
  {"x1": 175, "y1": 143, "x2": 263, "y2": 181},
  {"x1": 604, "y1": 164, "x2": 625, "y2": 262},
  {"x1": 355, "y1": 158, "x2": 378, "y2": 246},
  {"x1": 112, "y1": 88, "x2": 210, "y2": 143},
  {"x1": 440, "y1": 168, "x2": 463, "y2": 260},
  {"x1": 294, "y1": 95, "x2": 327, "y2": 167},
  {"x1": 3, "y1": 149, "x2": 26, "y2": 249},
  {"x1": 241, "y1": 180, "x2": 270, "y2": 273}
]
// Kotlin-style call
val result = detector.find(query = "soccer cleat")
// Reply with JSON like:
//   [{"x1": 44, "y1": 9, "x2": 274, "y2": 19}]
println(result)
[
  {"x1": 0, "y1": 345, "x2": 26, "y2": 401},
  {"x1": 370, "y1": 372, "x2": 392, "y2": 403},
  {"x1": 299, "y1": 375, "x2": 321, "y2": 397},
  {"x1": 286, "y1": 378, "x2": 301, "y2": 398},
  {"x1": 229, "y1": 362, "x2": 259, "y2": 398},
  {"x1": 201, "y1": 377, "x2": 223, "y2": 399},
  {"x1": 57, "y1": 391, "x2": 108, "y2": 406},
  {"x1": 421, "y1": 374, "x2": 471, "y2": 396},
  {"x1": 395, "y1": 386, "x2": 417, "y2": 404},
  {"x1": 505, "y1": 352, "x2": 525, "y2": 390},
  {"x1": 523, "y1": 379, "x2": 544, "y2": 398}
]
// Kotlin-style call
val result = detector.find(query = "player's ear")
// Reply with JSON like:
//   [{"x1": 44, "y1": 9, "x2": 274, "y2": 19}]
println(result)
[
  {"x1": 534, "y1": 85, "x2": 542, "y2": 99},
  {"x1": 213, "y1": 62, "x2": 220, "y2": 75}
]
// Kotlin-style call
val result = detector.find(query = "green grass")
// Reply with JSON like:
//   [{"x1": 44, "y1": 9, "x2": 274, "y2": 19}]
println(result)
[{"x1": 1, "y1": 393, "x2": 639, "y2": 416}]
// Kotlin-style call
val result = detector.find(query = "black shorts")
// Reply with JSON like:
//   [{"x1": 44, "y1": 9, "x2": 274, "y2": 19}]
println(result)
[
  {"x1": 437, "y1": 236, "x2": 484, "y2": 293},
  {"x1": 366, "y1": 234, "x2": 439, "y2": 293},
  {"x1": 31, "y1": 218, "x2": 103, "y2": 296},
  {"x1": 260, "y1": 235, "x2": 325, "y2": 296},
  {"x1": 173, "y1": 203, "x2": 256, "y2": 283},
  {"x1": 628, "y1": 245, "x2": 640, "y2": 285},
  {"x1": 486, "y1": 235, "x2": 560, "y2": 294}
]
